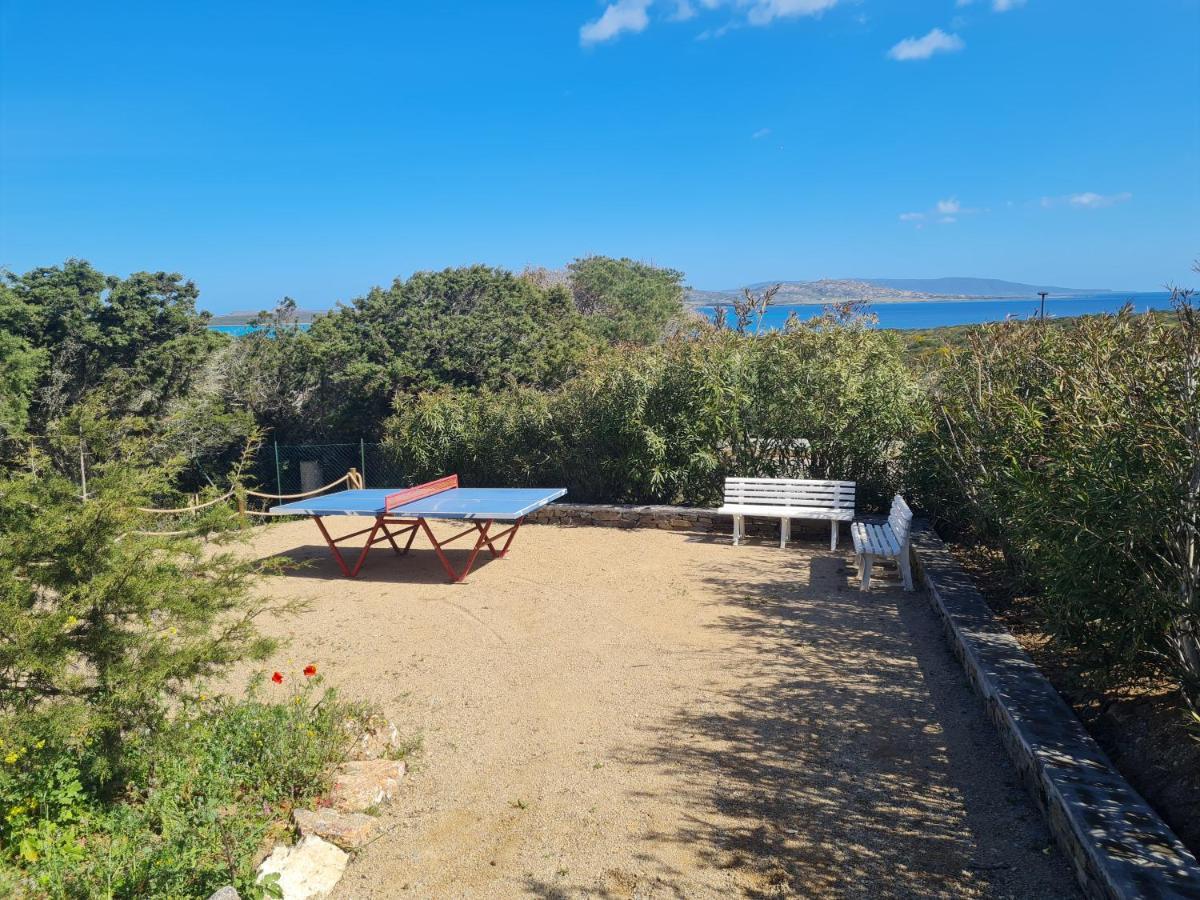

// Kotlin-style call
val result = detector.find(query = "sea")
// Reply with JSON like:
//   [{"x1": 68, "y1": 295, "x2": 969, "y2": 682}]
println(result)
[
  {"x1": 209, "y1": 323, "x2": 313, "y2": 336},
  {"x1": 207, "y1": 292, "x2": 1179, "y2": 336},
  {"x1": 696, "y1": 291, "x2": 1177, "y2": 332}
]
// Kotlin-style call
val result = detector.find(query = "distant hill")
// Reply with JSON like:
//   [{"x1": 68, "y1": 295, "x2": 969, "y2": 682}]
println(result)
[
  {"x1": 208, "y1": 309, "x2": 325, "y2": 326},
  {"x1": 687, "y1": 276, "x2": 1117, "y2": 306},
  {"x1": 860, "y1": 277, "x2": 1114, "y2": 298},
  {"x1": 688, "y1": 279, "x2": 930, "y2": 307}
]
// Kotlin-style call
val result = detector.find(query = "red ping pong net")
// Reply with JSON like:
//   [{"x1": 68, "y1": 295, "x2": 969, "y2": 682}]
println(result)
[{"x1": 384, "y1": 475, "x2": 459, "y2": 514}]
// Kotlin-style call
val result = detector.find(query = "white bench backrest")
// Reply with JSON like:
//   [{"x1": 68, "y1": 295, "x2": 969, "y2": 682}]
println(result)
[
  {"x1": 888, "y1": 494, "x2": 914, "y2": 546},
  {"x1": 723, "y1": 478, "x2": 856, "y2": 511}
]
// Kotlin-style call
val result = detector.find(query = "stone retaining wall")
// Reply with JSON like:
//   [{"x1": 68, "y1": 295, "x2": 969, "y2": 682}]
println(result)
[{"x1": 910, "y1": 524, "x2": 1200, "y2": 900}]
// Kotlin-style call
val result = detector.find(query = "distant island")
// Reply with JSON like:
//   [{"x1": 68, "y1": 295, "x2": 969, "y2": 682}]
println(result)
[
  {"x1": 208, "y1": 309, "x2": 324, "y2": 327},
  {"x1": 686, "y1": 277, "x2": 1119, "y2": 307}
]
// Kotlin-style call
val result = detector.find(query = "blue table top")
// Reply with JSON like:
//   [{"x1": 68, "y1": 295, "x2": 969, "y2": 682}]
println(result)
[{"x1": 269, "y1": 487, "x2": 567, "y2": 520}]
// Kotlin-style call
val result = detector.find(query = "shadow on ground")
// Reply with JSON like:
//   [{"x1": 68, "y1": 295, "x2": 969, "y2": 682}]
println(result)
[
  {"x1": 257, "y1": 543, "x2": 503, "y2": 585},
  {"x1": 586, "y1": 551, "x2": 1081, "y2": 899}
]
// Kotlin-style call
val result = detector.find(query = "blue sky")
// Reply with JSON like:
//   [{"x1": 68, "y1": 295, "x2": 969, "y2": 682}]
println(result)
[{"x1": 1, "y1": 0, "x2": 1197, "y2": 312}]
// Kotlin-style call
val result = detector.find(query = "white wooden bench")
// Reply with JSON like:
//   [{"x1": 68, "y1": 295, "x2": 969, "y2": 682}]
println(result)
[
  {"x1": 717, "y1": 478, "x2": 856, "y2": 550},
  {"x1": 851, "y1": 494, "x2": 914, "y2": 591}
]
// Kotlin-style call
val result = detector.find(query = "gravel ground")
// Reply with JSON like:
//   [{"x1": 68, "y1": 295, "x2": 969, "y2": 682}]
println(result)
[{"x1": 241, "y1": 519, "x2": 1081, "y2": 899}]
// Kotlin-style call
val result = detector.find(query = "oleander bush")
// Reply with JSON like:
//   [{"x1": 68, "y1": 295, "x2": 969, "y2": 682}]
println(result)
[
  {"x1": 385, "y1": 306, "x2": 922, "y2": 508},
  {"x1": 910, "y1": 288, "x2": 1200, "y2": 708}
]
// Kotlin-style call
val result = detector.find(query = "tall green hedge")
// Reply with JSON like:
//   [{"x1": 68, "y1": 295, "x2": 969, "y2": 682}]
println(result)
[
  {"x1": 910, "y1": 294, "x2": 1200, "y2": 707},
  {"x1": 385, "y1": 310, "x2": 921, "y2": 509}
]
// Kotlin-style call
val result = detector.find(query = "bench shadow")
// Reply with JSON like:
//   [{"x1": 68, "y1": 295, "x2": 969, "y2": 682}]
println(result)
[
  {"x1": 604, "y1": 550, "x2": 1078, "y2": 898},
  {"x1": 256, "y1": 544, "x2": 500, "y2": 585}
]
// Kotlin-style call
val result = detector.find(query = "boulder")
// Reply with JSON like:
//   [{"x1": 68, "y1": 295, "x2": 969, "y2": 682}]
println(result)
[
  {"x1": 256, "y1": 835, "x2": 348, "y2": 899},
  {"x1": 208, "y1": 889, "x2": 240, "y2": 900},
  {"x1": 294, "y1": 807, "x2": 381, "y2": 850},
  {"x1": 328, "y1": 759, "x2": 406, "y2": 812}
]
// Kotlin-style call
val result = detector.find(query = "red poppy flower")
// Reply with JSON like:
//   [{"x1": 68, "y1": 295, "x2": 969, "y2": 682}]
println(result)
[
  {"x1": 271, "y1": 671, "x2": 283, "y2": 684},
  {"x1": 303, "y1": 664, "x2": 317, "y2": 678}
]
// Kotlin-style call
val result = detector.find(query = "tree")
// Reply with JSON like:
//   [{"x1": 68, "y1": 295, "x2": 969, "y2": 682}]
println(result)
[
  {"x1": 567, "y1": 256, "x2": 687, "y2": 345},
  {"x1": 293, "y1": 266, "x2": 590, "y2": 438},
  {"x1": 0, "y1": 261, "x2": 241, "y2": 484},
  {"x1": 217, "y1": 298, "x2": 321, "y2": 442},
  {"x1": 0, "y1": 448, "x2": 290, "y2": 786},
  {"x1": 0, "y1": 279, "x2": 46, "y2": 452}
]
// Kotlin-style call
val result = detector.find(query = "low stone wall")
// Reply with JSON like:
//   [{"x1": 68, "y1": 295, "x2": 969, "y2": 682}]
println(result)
[
  {"x1": 526, "y1": 501, "x2": 834, "y2": 541},
  {"x1": 910, "y1": 524, "x2": 1200, "y2": 900}
]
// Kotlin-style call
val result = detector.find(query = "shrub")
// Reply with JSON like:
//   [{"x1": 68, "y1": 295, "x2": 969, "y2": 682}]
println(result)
[
  {"x1": 0, "y1": 671, "x2": 381, "y2": 898},
  {"x1": 911, "y1": 292, "x2": 1200, "y2": 707},
  {"x1": 385, "y1": 307, "x2": 921, "y2": 508},
  {"x1": 0, "y1": 456, "x2": 294, "y2": 787}
]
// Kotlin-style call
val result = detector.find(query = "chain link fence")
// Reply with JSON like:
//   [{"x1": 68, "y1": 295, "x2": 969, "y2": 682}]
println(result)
[{"x1": 254, "y1": 442, "x2": 409, "y2": 496}]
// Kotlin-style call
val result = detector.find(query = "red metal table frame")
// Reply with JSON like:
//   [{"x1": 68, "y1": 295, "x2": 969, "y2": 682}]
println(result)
[{"x1": 312, "y1": 513, "x2": 524, "y2": 583}]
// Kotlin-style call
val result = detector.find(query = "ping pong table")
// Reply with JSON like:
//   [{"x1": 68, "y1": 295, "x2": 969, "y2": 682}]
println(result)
[{"x1": 269, "y1": 475, "x2": 566, "y2": 583}]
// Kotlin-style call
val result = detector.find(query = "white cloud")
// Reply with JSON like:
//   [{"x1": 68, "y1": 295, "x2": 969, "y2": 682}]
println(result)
[
  {"x1": 958, "y1": 0, "x2": 1028, "y2": 9},
  {"x1": 752, "y1": 127, "x2": 771, "y2": 139},
  {"x1": 901, "y1": 196, "x2": 982, "y2": 226},
  {"x1": 1070, "y1": 191, "x2": 1132, "y2": 209},
  {"x1": 580, "y1": 0, "x2": 653, "y2": 45},
  {"x1": 670, "y1": 0, "x2": 697, "y2": 20},
  {"x1": 742, "y1": 0, "x2": 839, "y2": 27},
  {"x1": 581, "y1": 0, "x2": 840, "y2": 45},
  {"x1": 1040, "y1": 191, "x2": 1132, "y2": 209},
  {"x1": 887, "y1": 28, "x2": 965, "y2": 61}
]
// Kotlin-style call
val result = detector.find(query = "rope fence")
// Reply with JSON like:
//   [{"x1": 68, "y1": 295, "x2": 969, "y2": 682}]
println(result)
[{"x1": 131, "y1": 467, "x2": 365, "y2": 534}]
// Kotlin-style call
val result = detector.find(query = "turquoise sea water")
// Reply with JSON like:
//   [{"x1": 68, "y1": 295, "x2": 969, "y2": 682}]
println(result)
[
  {"x1": 697, "y1": 292, "x2": 1176, "y2": 332},
  {"x1": 209, "y1": 323, "x2": 313, "y2": 336},
  {"x1": 207, "y1": 292, "x2": 1178, "y2": 336}
]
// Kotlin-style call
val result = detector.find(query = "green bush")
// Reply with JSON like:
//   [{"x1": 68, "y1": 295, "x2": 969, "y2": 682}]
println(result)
[
  {"x1": 386, "y1": 308, "x2": 921, "y2": 508},
  {"x1": 911, "y1": 293, "x2": 1200, "y2": 706},
  {"x1": 0, "y1": 671, "x2": 382, "y2": 898},
  {"x1": 0, "y1": 455, "x2": 295, "y2": 787}
]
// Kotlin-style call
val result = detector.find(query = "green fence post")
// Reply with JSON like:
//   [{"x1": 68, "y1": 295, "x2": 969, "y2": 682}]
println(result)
[
  {"x1": 274, "y1": 440, "x2": 283, "y2": 498},
  {"x1": 360, "y1": 438, "x2": 366, "y2": 487}
]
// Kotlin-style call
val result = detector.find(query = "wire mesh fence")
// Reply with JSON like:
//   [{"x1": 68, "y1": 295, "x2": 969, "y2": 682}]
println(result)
[{"x1": 254, "y1": 442, "x2": 408, "y2": 496}]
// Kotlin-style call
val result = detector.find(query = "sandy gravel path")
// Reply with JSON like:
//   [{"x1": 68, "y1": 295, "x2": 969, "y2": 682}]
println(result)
[{"x1": 243, "y1": 520, "x2": 1079, "y2": 899}]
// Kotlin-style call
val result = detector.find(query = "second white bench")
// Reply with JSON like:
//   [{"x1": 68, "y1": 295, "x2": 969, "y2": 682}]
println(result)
[
  {"x1": 717, "y1": 478, "x2": 856, "y2": 550},
  {"x1": 851, "y1": 494, "x2": 915, "y2": 591}
]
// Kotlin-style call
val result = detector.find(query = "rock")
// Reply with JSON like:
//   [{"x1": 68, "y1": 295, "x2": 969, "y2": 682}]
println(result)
[
  {"x1": 344, "y1": 715, "x2": 403, "y2": 761},
  {"x1": 328, "y1": 759, "x2": 406, "y2": 812},
  {"x1": 256, "y1": 835, "x2": 348, "y2": 900},
  {"x1": 294, "y1": 807, "x2": 381, "y2": 850},
  {"x1": 208, "y1": 888, "x2": 240, "y2": 900}
]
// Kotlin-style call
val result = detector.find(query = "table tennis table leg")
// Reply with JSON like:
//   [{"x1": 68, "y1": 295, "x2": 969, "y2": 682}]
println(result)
[
  {"x1": 313, "y1": 517, "x2": 421, "y2": 578},
  {"x1": 313, "y1": 516, "x2": 353, "y2": 578},
  {"x1": 474, "y1": 517, "x2": 523, "y2": 559},
  {"x1": 379, "y1": 521, "x2": 419, "y2": 556}
]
